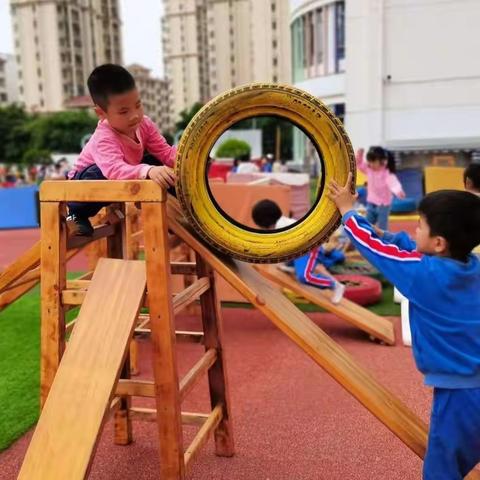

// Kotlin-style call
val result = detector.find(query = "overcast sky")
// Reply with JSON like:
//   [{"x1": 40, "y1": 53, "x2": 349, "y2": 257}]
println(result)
[{"x1": 0, "y1": 0, "x2": 165, "y2": 77}]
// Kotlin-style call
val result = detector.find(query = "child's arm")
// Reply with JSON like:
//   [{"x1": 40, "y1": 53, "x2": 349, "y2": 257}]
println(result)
[
  {"x1": 96, "y1": 137, "x2": 153, "y2": 180},
  {"x1": 356, "y1": 148, "x2": 368, "y2": 174},
  {"x1": 329, "y1": 174, "x2": 422, "y2": 296},
  {"x1": 387, "y1": 173, "x2": 405, "y2": 198},
  {"x1": 143, "y1": 117, "x2": 177, "y2": 168}
]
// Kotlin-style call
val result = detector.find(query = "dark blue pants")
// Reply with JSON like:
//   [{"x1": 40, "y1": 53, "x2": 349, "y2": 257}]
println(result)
[
  {"x1": 68, "y1": 154, "x2": 174, "y2": 218},
  {"x1": 423, "y1": 387, "x2": 480, "y2": 479}
]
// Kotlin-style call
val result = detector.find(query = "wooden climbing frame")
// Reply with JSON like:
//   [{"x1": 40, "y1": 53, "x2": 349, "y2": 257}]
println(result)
[{"x1": 27, "y1": 180, "x2": 234, "y2": 479}]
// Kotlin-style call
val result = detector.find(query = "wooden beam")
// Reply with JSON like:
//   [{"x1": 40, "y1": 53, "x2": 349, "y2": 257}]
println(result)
[
  {"x1": 184, "y1": 405, "x2": 223, "y2": 469},
  {"x1": 40, "y1": 180, "x2": 166, "y2": 203},
  {"x1": 179, "y1": 349, "x2": 217, "y2": 402},
  {"x1": 129, "y1": 407, "x2": 209, "y2": 426},
  {"x1": 40, "y1": 202, "x2": 67, "y2": 408},
  {"x1": 116, "y1": 379, "x2": 154, "y2": 397},
  {"x1": 172, "y1": 277, "x2": 210, "y2": 314},
  {"x1": 66, "y1": 223, "x2": 116, "y2": 250},
  {"x1": 134, "y1": 327, "x2": 205, "y2": 344},
  {"x1": 66, "y1": 279, "x2": 90, "y2": 289},
  {"x1": 62, "y1": 278, "x2": 209, "y2": 308},
  {"x1": 171, "y1": 262, "x2": 197, "y2": 276},
  {"x1": 142, "y1": 201, "x2": 185, "y2": 479},
  {"x1": 0, "y1": 241, "x2": 40, "y2": 294}
]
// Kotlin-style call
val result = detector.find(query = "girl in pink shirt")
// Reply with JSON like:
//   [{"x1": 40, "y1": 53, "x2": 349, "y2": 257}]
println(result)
[
  {"x1": 356, "y1": 146, "x2": 405, "y2": 230},
  {"x1": 68, "y1": 64, "x2": 177, "y2": 236}
]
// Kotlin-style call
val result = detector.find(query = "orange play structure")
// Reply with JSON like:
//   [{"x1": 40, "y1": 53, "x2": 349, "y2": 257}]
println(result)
[{"x1": 3, "y1": 180, "x2": 479, "y2": 480}]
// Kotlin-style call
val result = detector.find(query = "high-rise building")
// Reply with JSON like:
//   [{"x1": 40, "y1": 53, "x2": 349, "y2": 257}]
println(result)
[
  {"x1": 0, "y1": 53, "x2": 20, "y2": 106},
  {"x1": 162, "y1": 0, "x2": 292, "y2": 125},
  {"x1": 10, "y1": 0, "x2": 122, "y2": 112},
  {"x1": 290, "y1": 0, "x2": 480, "y2": 166},
  {"x1": 127, "y1": 64, "x2": 171, "y2": 132}
]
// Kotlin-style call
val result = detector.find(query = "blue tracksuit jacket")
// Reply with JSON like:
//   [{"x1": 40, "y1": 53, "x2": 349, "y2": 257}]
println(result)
[{"x1": 342, "y1": 210, "x2": 480, "y2": 388}]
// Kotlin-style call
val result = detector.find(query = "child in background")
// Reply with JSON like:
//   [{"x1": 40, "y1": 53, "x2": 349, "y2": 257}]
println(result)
[
  {"x1": 251, "y1": 199, "x2": 345, "y2": 304},
  {"x1": 67, "y1": 64, "x2": 176, "y2": 236},
  {"x1": 356, "y1": 146, "x2": 405, "y2": 230},
  {"x1": 464, "y1": 163, "x2": 480, "y2": 195},
  {"x1": 329, "y1": 173, "x2": 480, "y2": 480}
]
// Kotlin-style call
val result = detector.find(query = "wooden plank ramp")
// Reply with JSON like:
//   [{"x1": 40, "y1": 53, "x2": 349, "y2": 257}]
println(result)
[
  {"x1": 256, "y1": 265, "x2": 395, "y2": 345},
  {"x1": 18, "y1": 258, "x2": 146, "y2": 480},
  {"x1": 166, "y1": 196, "x2": 480, "y2": 478}
]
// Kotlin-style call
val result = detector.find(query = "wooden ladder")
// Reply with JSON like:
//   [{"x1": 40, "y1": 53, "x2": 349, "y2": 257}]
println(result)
[{"x1": 33, "y1": 180, "x2": 234, "y2": 479}]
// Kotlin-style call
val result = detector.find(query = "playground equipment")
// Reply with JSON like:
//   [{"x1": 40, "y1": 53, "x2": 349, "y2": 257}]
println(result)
[
  {"x1": 7, "y1": 83, "x2": 480, "y2": 479},
  {"x1": 176, "y1": 84, "x2": 355, "y2": 262},
  {"x1": 14, "y1": 183, "x2": 475, "y2": 479}
]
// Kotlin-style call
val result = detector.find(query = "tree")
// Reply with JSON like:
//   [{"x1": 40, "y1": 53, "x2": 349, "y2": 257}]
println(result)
[
  {"x1": 27, "y1": 110, "x2": 97, "y2": 153},
  {"x1": 175, "y1": 102, "x2": 204, "y2": 133},
  {"x1": 0, "y1": 104, "x2": 30, "y2": 164},
  {"x1": 215, "y1": 138, "x2": 251, "y2": 159}
]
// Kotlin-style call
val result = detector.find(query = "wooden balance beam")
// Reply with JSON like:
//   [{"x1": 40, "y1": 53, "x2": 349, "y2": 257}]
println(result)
[
  {"x1": 256, "y1": 265, "x2": 395, "y2": 345},
  {"x1": 18, "y1": 258, "x2": 147, "y2": 480}
]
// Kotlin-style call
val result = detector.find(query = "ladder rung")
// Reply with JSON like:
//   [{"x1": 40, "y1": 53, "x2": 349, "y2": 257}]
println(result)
[
  {"x1": 184, "y1": 405, "x2": 223, "y2": 469},
  {"x1": 66, "y1": 223, "x2": 117, "y2": 250},
  {"x1": 116, "y1": 379, "x2": 154, "y2": 397},
  {"x1": 173, "y1": 277, "x2": 210, "y2": 314},
  {"x1": 61, "y1": 276, "x2": 209, "y2": 308},
  {"x1": 171, "y1": 262, "x2": 197, "y2": 276},
  {"x1": 115, "y1": 348, "x2": 216, "y2": 399},
  {"x1": 134, "y1": 327, "x2": 204, "y2": 344},
  {"x1": 129, "y1": 407, "x2": 209, "y2": 426},
  {"x1": 179, "y1": 348, "x2": 217, "y2": 402}
]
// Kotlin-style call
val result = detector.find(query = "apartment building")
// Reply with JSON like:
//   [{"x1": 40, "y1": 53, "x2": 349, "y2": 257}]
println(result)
[
  {"x1": 0, "y1": 53, "x2": 20, "y2": 106},
  {"x1": 162, "y1": 0, "x2": 292, "y2": 124},
  {"x1": 10, "y1": 0, "x2": 122, "y2": 112},
  {"x1": 127, "y1": 63, "x2": 171, "y2": 131}
]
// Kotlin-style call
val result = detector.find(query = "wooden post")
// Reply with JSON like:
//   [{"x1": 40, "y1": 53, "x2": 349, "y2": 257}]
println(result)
[
  {"x1": 40, "y1": 202, "x2": 67, "y2": 408},
  {"x1": 195, "y1": 254, "x2": 235, "y2": 457},
  {"x1": 106, "y1": 204, "x2": 132, "y2": 445},
  {"x1": 142, "y1": 200, "x2": 185, "y2": 479}
]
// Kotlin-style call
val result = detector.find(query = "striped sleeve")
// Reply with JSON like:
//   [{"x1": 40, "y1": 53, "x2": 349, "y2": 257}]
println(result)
[{"x1": 342, "y1": 210, "x2": 422, "y2": 296}]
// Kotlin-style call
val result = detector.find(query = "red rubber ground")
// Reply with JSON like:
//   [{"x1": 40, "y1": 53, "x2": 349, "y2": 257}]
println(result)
[
  {"x1": 4, "y1": 221, "x2": 476, "y2": 479},
  {"x1": 0, "y1": 310, "x2": 443, "y2": 480}
]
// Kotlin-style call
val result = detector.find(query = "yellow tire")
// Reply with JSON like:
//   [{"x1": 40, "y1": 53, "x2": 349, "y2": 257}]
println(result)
[{"x1": 175, "y1": 83, "x2": 355, "y2": 263}]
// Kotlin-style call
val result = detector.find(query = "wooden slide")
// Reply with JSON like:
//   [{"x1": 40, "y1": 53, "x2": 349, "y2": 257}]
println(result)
[
  {"x1": 257, "y1": 265, "x2": 395, "y2": 345},
  {"x1": 18, "y1": 258, "x2": 146, "y2": 480},
  {"x1": 167, "y1": 196, "x2": 480, "y2": 480}
]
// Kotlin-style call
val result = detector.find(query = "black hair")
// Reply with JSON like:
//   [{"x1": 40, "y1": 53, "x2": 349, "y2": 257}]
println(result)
[
  {"x1": 418, "y1": 190, "x2": 480, "y2": 262},
  {"x1": 87, "y1": 64, "x2": 136, "y2": 111},
  {"x1": 464, "y1": 163, "x2": 480, "y2": 191},
  {"x1": 366, "y1": 146, "x2": 396, "y2": 173},
  {"x1": 252, "y1": 199, "x2": 282, "y2": 229}
]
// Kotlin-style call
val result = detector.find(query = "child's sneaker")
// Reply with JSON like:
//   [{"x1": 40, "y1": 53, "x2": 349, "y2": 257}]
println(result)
[
  {"x1": 331, "y1": 281, "x2": 345, "y2": 304},
  {"x1": 67, "y1": 214, "x2": 94, "y2": 237}
]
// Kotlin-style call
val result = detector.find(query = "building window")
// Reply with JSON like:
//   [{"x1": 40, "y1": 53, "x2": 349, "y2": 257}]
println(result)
[
  {"x1": 315, "y1": 8, "x2": 324, "y2": 66},
  {"x1": 273, "y1": 39, "x2": 277, "y2": 49},
  {"x1": 332, "y1": 103, "x2": 345, "y2": 123},
  {"x1": 0, "y1": 93, "x2": 7, "y2": 102},
  {"x1": 291, "y1": 17, "x2": 305, "y2": 83},
  {"x1": 335, "y1": 1, "x2": 345, "y2": 72},
  {"x1": 272, "y1": 21, "x2": 277, "y2": 30}
]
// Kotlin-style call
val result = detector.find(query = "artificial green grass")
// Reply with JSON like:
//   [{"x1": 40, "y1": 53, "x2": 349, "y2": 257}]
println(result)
[
  {"x1": 0, "y1": 290, "x2": 40, "y2": 451},
  {"x1": 0, "y1": 278, "x2": 80, "y2": 452}
]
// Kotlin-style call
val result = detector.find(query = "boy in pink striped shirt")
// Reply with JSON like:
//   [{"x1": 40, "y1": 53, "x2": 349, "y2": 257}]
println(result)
[{"x1": 67, "y1": 64, "x2": 176, "y2": 235}]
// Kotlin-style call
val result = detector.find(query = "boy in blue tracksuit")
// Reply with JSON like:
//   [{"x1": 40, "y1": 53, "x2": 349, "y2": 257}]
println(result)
[
  {"x1": 251, "y1": 199, "x2": 346, "y2": 303},
  {"x1": 329, "y1": 173, "x2": 480, "y2": 480}
]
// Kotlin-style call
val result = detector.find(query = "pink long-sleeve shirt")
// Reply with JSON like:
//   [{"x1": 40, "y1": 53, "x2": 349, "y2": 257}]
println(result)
[
  {"x1": 357, "y1": 153, "x2": 404, "y2": 206},
  {"x1": 69, "y1": 115, "x2": 177, "y2": 180}
]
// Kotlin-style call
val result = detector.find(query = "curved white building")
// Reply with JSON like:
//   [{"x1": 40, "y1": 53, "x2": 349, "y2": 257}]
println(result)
[{"x1": 291, "y1": 0, "x2": 480, "y2": 166}]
